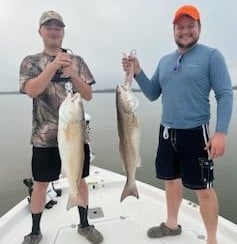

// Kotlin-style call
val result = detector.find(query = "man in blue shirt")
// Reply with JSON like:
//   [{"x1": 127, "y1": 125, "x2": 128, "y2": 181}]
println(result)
[{"x1": 122, "y1": 5, "x2": 233, "y2": 244}]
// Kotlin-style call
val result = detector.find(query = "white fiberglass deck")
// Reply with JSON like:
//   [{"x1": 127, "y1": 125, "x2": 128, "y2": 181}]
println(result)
[{"x1": 0, "y1": 166, "x2": 236, "y2": 244}]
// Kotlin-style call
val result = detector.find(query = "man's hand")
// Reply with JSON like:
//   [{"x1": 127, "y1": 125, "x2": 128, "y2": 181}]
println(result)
[
  {"x1": 205, "y1": 133, "x2": 226, "y2": 159},
  {"x1": 50, "y1": 51, "x2": 73, "y2": 71},
  {"x1": 122, "y1": 55, "x2": 142, "y2": 76},
  {"x1": 61, "y1": 58, "x2": 79, "y2": 79}
]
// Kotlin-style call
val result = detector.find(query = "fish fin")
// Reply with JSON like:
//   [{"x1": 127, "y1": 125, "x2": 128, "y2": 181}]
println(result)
[
  {"x1": 120, "y1": 181, "x2": 139, "y2": 202},
  {"x1": 66, "y1": 194, "x2": 86, "y2": 210}
]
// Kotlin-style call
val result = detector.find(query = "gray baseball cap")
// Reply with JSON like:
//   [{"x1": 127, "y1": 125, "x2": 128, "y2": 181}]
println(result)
[{"x1": 39, "y1": 10, "x2": 65, "y2": 27}]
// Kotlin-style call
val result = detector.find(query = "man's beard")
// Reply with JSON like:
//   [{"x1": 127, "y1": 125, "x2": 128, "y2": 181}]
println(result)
[{"x1": 175, "y1": 37, "x2": 199, "y2": 49}]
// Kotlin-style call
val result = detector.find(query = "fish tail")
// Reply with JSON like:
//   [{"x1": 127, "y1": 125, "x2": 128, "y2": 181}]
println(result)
[
  {"x1": 66, "y1": 194, "x2": 86, "y2": 210},
  {"x1": 120, "y1": 181, "x2": 139, "y2": 202}
]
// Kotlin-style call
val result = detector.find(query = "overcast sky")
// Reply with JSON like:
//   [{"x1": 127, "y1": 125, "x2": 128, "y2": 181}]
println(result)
[{"x1": 0, "y1": 0, "x2": 236, "y2": 91}]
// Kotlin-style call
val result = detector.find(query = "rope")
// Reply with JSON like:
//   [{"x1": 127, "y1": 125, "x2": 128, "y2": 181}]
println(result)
[{"x1": 123, "y1": 50, "x2": 137, "y2": 87}]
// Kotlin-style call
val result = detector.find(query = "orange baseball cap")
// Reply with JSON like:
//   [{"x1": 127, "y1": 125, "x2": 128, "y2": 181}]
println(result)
[{"x1": 173, "y1": 5, "x2": 200, "y2": 23}]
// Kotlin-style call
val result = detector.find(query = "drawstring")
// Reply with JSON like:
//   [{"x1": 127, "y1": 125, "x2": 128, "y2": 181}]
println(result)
[
  {"x1": 173, "y1": 54, "x2": 183, "y2": 73},
  {"x1": 162, "y1": 126, "x2": 177, "y2": 151},
  {"x1": 163, "y1": 126, "x2": 170, "y2": 139}
]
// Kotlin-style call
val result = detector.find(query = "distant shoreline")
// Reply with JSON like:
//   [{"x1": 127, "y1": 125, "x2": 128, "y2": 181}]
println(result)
[
  {"x1": 0, "y1": 91, "x2": 20, "y2": 95},
  {"x1": 0, "y1": 88, "x2": 142, "y2": 95},
  {"x1": 1, "y1": 87, "x2": 236, "y2": 95}
]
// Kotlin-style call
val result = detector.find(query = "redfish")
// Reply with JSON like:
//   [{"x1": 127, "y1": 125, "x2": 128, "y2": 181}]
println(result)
[{"x1": 58, "y1": 92, "x2": 86, "y2": 210}]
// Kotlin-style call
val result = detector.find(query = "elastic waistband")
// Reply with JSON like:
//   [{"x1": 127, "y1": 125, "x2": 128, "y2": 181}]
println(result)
[{"x1": 161, "y1": 124, "x2": 209, "y2": 140}]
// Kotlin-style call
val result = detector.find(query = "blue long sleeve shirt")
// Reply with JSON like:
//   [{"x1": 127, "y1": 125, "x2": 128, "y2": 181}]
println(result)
[{"x1": 135, "y1": 44, "x2": 233, "y2": 134}]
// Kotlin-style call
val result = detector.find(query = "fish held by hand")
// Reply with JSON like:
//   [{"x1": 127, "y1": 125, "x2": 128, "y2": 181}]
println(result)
[{"x1": 58, "y1": 92, "x2": 86, "y2": 210}]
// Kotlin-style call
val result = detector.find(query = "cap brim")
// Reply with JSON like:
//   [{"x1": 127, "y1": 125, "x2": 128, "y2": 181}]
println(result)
[
  {"x1": 173, "y1": 13, "x2": 199, "y2": 23},
  {"x1": 41, "y1": 19, "x2": 65, "y2": 27}
]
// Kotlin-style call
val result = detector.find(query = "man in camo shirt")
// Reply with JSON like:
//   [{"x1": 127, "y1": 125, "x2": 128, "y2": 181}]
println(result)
[{"x1": 19, "y1": 10, "x2": 103, "y2": 244}]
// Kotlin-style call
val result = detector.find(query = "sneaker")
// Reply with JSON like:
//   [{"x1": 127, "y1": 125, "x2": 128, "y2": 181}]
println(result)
[
  {"x1": 22, "y1": 232, "x2": 42, "y2": 244},
  {"x1": 78, "y1": 225, "x2": 103, "y2": 244},
  {"x1": 147, "y1": 222, "x2": 182, "y2": 238}
]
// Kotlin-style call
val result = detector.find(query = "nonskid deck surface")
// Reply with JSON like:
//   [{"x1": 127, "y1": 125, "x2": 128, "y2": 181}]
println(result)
[{"x1": 0, "y1": 166, "x2": 236, "y2": 244}]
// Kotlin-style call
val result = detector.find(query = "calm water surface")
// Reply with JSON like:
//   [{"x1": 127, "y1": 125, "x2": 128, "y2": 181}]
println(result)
[{"x1": 0, "y1": 92, "x2": 237, "y2": 225}]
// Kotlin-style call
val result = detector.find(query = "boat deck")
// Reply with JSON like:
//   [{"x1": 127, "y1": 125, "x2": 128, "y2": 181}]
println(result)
[{"x1": 0, "y1": 166, "x2": 237, "y2": 243}]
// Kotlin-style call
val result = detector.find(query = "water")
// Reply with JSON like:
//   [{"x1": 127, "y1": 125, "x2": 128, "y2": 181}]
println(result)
[{"x1": 0, "y1": 92, "x2": 237, "y2": 225}]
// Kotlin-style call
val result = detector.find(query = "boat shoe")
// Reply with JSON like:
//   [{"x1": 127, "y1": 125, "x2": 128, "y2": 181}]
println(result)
[
  {"x1": 22, "y1": 232, "x2": 42, "y2": 244},
  {"x1": 147, "y1": 222, "x2": 182, "y2": 238},
  {"x1": 78, "y1": 224, "x2": 103, "y2": 243}
]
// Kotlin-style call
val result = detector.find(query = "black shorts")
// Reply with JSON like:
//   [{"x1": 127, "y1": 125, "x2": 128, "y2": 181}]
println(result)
[
  {"x1": 31, "y1": 144, "x2": 90, "y2": 182},
  {"x1": 155, "y1": 124, "x2": 214, "y2": 190}
]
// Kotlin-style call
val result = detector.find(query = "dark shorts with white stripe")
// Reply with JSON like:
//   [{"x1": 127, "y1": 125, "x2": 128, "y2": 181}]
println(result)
[
  {"x1": 155, "y1": 124, "x2": 214, "y2": 190},
  {"x1": 31, "y1": 144, "x2": 90, "y2": 182}
]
